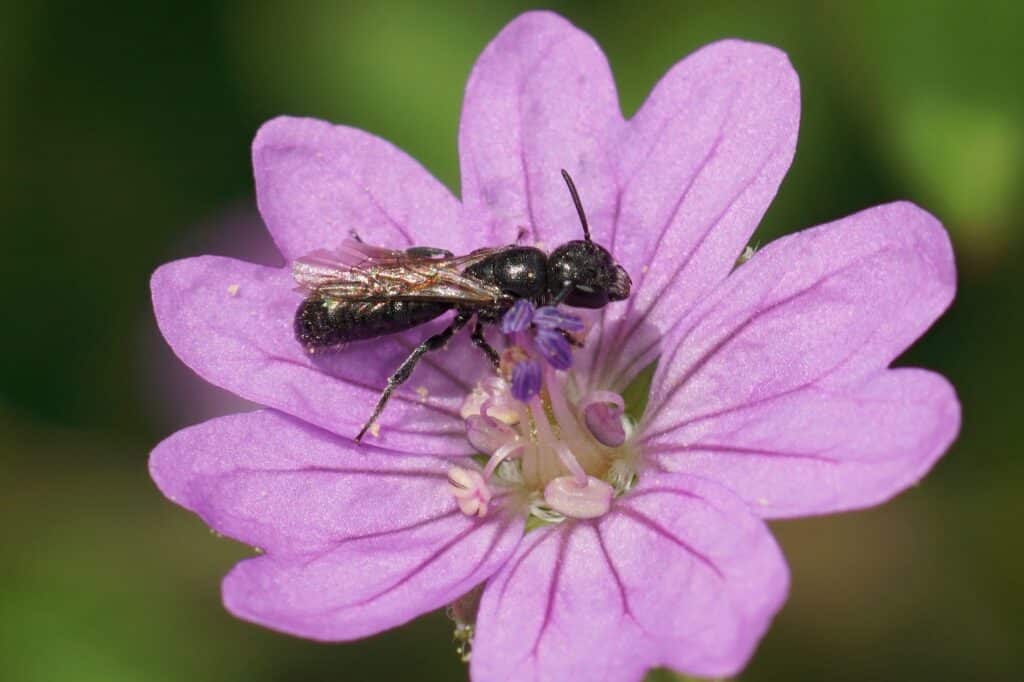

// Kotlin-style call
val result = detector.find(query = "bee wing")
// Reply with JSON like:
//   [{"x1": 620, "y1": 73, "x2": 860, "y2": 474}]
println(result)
[
  {"x1": 293, "y1": 240, "x2": 509, "y2": 305},
  {"x1": 291, "y1": 239, "x2": 405, "y2": 288}
]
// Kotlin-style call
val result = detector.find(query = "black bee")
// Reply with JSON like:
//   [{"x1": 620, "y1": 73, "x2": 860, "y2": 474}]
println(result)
[{"x1": 293, "y1": 169, "x2": 632, "y2": 441}]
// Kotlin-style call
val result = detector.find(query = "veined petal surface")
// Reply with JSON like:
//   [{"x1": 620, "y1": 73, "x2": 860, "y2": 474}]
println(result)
[{"x1": 151, "y1": 410, "x2": 523, "y2": 640}]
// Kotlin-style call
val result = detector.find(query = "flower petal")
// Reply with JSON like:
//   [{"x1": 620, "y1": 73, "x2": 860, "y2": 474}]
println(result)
[
  {"x1": 645, "y1": 202, "x2": 955, "y2": 420},
  {"x1": 458, "y1": 11, "x2": 622, "y2": 247},
  {"x1": 642, "y1": 202, "x2": 958, "y2": 516},
  {"x1": 151, "y1": 255, "x2": 490, "y2": 455},
  {"x1": 648, "y1": 369, "x2": 959, "y2": 518},
  {"x1": 150, "y1": 410, "x2": 524, "y2": 641},
  {"x1": 151, "y1": 410, "x2": 449, "y2": 553},
  {"x1": 580, "y1": 40, "x2": 800, "y2": 390},
  {"x1": 471, "y1": 473, "x2": 788, "y2": 680},
  {"x1": 253, "y1": 116, "x2": 465, "y2": 260}
]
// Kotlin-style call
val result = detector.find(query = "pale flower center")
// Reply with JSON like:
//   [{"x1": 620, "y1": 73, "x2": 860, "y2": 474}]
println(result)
[{"x1": 447, "y1": 306, "x2": 638, "y2": 523}]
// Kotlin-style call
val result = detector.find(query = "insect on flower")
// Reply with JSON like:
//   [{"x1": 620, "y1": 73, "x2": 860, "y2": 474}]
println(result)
[
  {"x1": 150, "y1": 11, "x2": 960, "y2": 680},
  {"x1": 292, "y1": 169, "x2": 632, "y2": 441}
]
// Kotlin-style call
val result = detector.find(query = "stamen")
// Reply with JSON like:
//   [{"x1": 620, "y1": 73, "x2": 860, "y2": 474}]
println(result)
[
  {"x1": 480, "y1": 394, "x2": 520, "y2": 427},
  {"x1": 510, "y1": 359, "x2": 542, "y2": 402},
  {"x1": 465, "y1": 414, "x2": 517, "y2": 455},
  {"x1": 526, "y1": 396, "x2": 571, "y2": 486},
  {"x1": 581, "y1": 390, "x2": 627, "y2": 447},
  {"x1": 543, "y1": 475, "x2": 614, "y2": 519},
  {"x1": 535, "y1": 329, "x2": 573, "y2": 369},
  {"x1": 460, "y1": 303, "x2": 637, "y2": 524},
  {"x1": 543, "y1": 365, "x2": 605, "y2": 476},
  {"x1": 533, "y1": 306, "x2": 585, "y2": 333},
  {"x1": 501, "y1": 299, "x2": 534, "y2": 333},
  {"x1": 461, "y1": 376, "x2": 520, "y2": 425},
  {"x1": 483, "y1": 441, "x2": 524, "y2": 480},
  {"x1": 553, "y1": 443, "x2": 588, "y2": 486},
  {"x1": 447, "y1": 467, "x2": 492, "y2": 517},
  {"x1": 460, "y1": 387, "x2": 489, "y2": 420}
]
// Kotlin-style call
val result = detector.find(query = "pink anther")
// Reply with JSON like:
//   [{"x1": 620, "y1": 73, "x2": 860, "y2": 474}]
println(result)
[
  {"x1": 447, "y1": 466, "x2": 493, "y2": 518},
  {"x1": 543, "y1": 475, "x2": 614, "y2": 519}
]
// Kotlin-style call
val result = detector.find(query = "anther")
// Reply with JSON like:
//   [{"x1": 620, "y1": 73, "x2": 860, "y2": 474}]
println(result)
[
  {"x1": 582, "y1": 390, "x2": 627, "y2": 447},
  {"x1": 501, "y1": 299, "x2": 534, "y2": 334},
  {"x1": 447, "y1": 467, "x2": 492, "y2": 518},
  {"x1": 543, "y1": 475, "x2": 614, "y2": 519},
  {"x1": 510, "y1": 359, "x2": 542, "y2": 402}
]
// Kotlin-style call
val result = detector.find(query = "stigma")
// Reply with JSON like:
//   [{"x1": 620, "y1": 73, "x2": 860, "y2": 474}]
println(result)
[{"x1": 449, "y1": 303, "x2": 637, "y2": 523}]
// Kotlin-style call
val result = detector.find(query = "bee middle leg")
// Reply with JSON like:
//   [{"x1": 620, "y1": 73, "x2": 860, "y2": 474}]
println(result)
[
  {"x1": 355, "y1": 312, "x2": 472, "y2": 443},
  {"x1": 470, "y1": 321, "x2": 500, "y2": 369}
]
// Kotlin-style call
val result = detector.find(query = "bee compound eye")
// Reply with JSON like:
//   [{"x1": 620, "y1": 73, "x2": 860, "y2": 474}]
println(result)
[{"x1": 564, "y1": 285, "x2": 609, "y2": 309}]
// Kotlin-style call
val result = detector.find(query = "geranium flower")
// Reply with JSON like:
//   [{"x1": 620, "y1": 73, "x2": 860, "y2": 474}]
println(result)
[{"x1": 150, "y1": 11, "x2": 959, "y2": 681}]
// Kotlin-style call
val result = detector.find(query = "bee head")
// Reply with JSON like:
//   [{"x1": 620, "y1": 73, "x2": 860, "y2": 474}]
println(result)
[
  {"x1": 547, "y1": 169, "x2": 632, "y2": 309},
  {"x1": 547, "y1": 240, "x2": 631, "y2": 308}
]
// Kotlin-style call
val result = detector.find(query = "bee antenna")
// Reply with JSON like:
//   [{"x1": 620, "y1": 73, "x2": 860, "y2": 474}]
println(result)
[{"x1": 560, "y1": 169, "x2": 591, "y2": 242}]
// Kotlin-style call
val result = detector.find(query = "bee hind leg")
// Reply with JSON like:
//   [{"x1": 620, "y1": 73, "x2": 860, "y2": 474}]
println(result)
[
  {"x1": 470, "y1": 321, "x2": 500, "y2": 370},
  {"x1": 405, "y1": 246, "x2": 454, "y2": 259},
  {"x1": 355, "y1": 312, "x2": 472, "y2": 443}
]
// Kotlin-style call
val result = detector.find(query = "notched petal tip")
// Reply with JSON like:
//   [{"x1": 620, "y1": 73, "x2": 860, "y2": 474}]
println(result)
[
  {"x1": 701, "y1": 38, "x2": 797, "y2": 72},
  {"x1": 148, "y1": 424, "x2": 197, "y2": 509},
  {"x1": 884, "y1": 200, "x2": 958, "y2": 294},
  {"x1": 252, "y1": 114, "x2": 315, "y2": 154},
  {"x1": 150, "y1": 256, "x2": 193, "y2": 306},
  {"x1": 458, "y1": 9, "x2": 621, "y2": 246},
  {"x1": 684, "y1": 38, "x2": 801, "y2": 114},
  {"x1": 592, "y1": 32, "x2": 804, "y2": 387},
  {"x1": 495, "y1": 9, "x2": 576, "y2": 32},
  {"x1": 252, "y1": 112, "x2": 464, "y2": 260},
  {"x1": 150, "y1": 254, "x2": 231, "y2": 356}
]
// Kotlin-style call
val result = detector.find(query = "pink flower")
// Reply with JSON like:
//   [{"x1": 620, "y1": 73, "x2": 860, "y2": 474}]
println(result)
[{"x1": 150, "y1": 11, "x2": 959, "y2": 680}]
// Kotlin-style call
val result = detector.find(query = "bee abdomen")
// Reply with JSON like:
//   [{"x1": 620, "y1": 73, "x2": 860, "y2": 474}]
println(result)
[{"x1": 295, "y1": 296, "x2": 450, "y2": 351}]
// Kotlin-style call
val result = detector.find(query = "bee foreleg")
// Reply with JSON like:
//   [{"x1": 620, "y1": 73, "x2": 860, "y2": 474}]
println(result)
[
  {"x1": 355, "y1": 312, "x2": 472, "y2": 443},
  {"x1": 470, "y1": 321, "x2": 500, "y2": 370}
]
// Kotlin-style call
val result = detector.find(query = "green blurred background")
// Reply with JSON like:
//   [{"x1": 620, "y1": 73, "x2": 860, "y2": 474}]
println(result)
[{"x1": 2, "y1": 1, "x2": 1021, "y2": 680}]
